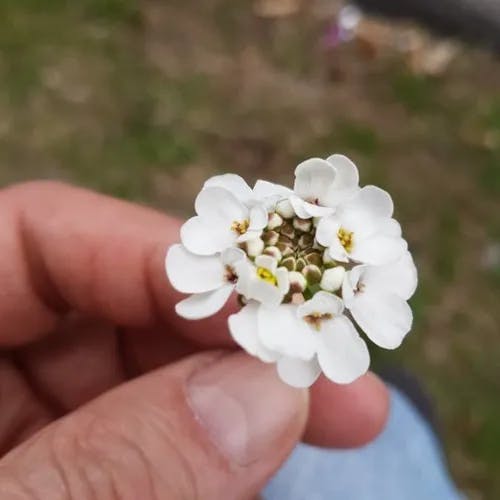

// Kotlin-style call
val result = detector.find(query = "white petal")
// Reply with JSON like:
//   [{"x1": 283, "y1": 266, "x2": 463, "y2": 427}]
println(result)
[
  {"x1": 276, "y1": 267, "x2": 290, "y2": 295},
  {"x1": 341, "y1": 185, "x2": 393, "y2": 218},
  {"x1": 253, "y1": 180, "x2": 293, "y2": 208},
  {"x1": 320, "y1": 266, "x2": 345, "y2": 293},
  {"x1": 236, "y1": 230, "x2": 263, "y2": 243},
  {"x1": 328, "y1": 236, "x2": 349, "y2": 263},
  {"x1": 195, "y1": 186, "x2": 247, "y2": 224},
  {"x1": 247, "y1": 279, "x2": 283, "y2": 307},
  {"x1": 349, "y1": 292, "x2": 413, "y2": 349},
  {"x1": 350, "y1": 235, "x2": 407, "y2": 265},
  {"x1": 258, "y1": 305, "x2": 316, "y2": 360},
  {"x1": 165, "y1": 244, "x2": 224, "y2": 293},
  {"x1": 221, "y1": 247, "x2": 247, "y2": 267},
  {"x1": 325, "y1": 154, "x2": 360, "y2": 204},
  {"x1": 228, "y1": 303, "x2": 278, "y2": 362},
  {"x1": 297, "y1": 291, "x2": 344, "y2": 318},
  {"x1": 204, "y1": 174, "x2": 254, "y2": 205},
  {"x1": 175, "y1": 285, "x2": 233, "y2": 319},
  {"x1": 317, "y1": 316, "x2": 370, "y2": 384},
  {"x1": 379, "y1": 218, "x2": 402, "y2": 237},
  {"x1": 294, "y1": 158, "x2": 337, "y2": 206},
  {"x1": 315, "y1": 215, "x2": 340, "y2": 247},
  {"x1": 277, "y1": 357, "x2": 321, "y2": 388},
  {"x1": 289, "y1": 195, "x2": 334, "y2": 219},
  {"x1": 248, "y1": 205, "x2": 268, "y2": 230},
  {"x1": 341, "y1": 265, "x2": 365, "y2": 304},
  {"x1": 255, "y1": 254, "x2": 278, "y2": 274},
  {"x1": 359, "y1": 252, "x2": 418, "y2": 300},
  {"x1": 181, "y1": 216, "x2": 235, "y2": 255}
]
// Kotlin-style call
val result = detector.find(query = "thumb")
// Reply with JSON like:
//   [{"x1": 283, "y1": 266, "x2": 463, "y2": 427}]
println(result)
[{"x1": 0, "y1": 351, "x2": 308, "y2": 500}]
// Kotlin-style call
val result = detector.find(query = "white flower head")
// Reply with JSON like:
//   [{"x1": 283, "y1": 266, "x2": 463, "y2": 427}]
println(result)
[{"x1": 165, "y1": 153, "x2": 418, "y2": 387}]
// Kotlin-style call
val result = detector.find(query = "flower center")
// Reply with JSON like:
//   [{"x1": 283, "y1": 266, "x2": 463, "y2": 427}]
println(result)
[
  {"x1": 337, "y1": 227, "x2": 353, "y2": 253},
  {"x1": 231, "y1": 219, "x2": 249, "y2": 235},
  {"x1": 256, "y1": 267, "x2": 277, "y2": 286},
  {"x1": 238, "y1": 205, "x2": 351, "y2": 306},
  {"x1": 303, "y1": 312, "x2": 333, "y2": 331}
]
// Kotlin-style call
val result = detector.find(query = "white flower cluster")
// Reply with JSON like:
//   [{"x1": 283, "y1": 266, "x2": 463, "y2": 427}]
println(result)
[{"x1": 166, "y1": 155, "x2": 417, "y2": 387}]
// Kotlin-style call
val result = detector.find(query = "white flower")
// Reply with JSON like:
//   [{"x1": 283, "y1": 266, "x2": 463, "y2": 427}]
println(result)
[
  {"x1": 166, "y1": 153, "x2": 418, "y2": 388},
  {"x1": 165, "y1": 244, "x2": 246, "y2": 319},
  {"x1": 289, "y1": 154, "x2": 360, "y2": 219},
  {"x1": 181, "y1": 174, "x2": 268, "y2": 256},
  {"x1": 235, "y1": 255, "x2": 290, "y2": 308},
  {"x1": 316, "y1": 185, "x2": 407, "y2": 265},
  {"x1": 342, "y1": 252, "x2": 417, "y2": 349},
  {"x1": 229, "y1": 292, "x2": 370, "y2": 387}
]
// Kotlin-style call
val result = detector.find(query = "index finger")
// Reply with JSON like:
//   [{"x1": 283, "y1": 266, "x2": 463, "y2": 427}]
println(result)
[{"x1": 0, "y1": 181, "x2": 234, "y2": 347}]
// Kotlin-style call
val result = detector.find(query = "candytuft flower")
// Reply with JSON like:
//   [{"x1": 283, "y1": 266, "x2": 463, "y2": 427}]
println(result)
[{"x1": 165, "y1": 154, "x2": 418, "y2": 387}]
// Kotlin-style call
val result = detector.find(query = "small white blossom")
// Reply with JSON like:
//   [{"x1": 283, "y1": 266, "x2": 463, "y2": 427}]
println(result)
[
  {"x1": 229, "y1": 292, "x2": 369, "y2": 387},
  {"x1": 289, "y1": 154, "x2": 359, "y2": 219},
  {"x1": 342, "y1": 252, "x2": 417, "y2": 349},
  {"x1": 166, "y1": 245, "x2": 245, "y2": 319},
  {"x1": 181, "y1": 174, "x2": 268, "y2": 256},
  {"x1": 235, "y1": 255, "x2": 290, "y2": 308},
  {"x1": 165, "y1": 153, "x2": 418, "y2": 387},
  {"x1": 316, "y1": 186, "x2": 407, "y2": 265}
]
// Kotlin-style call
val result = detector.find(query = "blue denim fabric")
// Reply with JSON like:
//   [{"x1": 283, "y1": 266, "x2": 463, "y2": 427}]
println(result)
[{"x1": 263, "y1": 387, "x2": 463, "y2": 500}]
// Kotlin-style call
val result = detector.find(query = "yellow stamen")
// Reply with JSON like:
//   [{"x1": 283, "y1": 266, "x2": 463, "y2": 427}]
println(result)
[
  {"x1": 337, "y1": 227, "x2": 354, "y2": 253},
  {"x1": 231, "y1": 219, "x2": 249, "y2": 235},
  {"x1": 256, "y1": 267, "x2": 277, "y2": 286},
  {"x1": 304, "y1": 312, "x2": 333, "y2": 331}
]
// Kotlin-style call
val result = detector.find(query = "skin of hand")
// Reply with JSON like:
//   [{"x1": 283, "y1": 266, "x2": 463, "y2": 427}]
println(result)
[{"x1": 0, "y1": 181, "x2": 389, "y2": 500}]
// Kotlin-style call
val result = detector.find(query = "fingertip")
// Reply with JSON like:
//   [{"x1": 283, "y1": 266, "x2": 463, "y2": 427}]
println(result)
[{"x1": 304, "y1": 372, "x2": 389, "y2": 448}]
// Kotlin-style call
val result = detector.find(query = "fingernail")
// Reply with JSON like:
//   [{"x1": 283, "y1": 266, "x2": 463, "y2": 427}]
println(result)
[{"x1": 187, "y1": 352, "x2": 307, "y2": 466}]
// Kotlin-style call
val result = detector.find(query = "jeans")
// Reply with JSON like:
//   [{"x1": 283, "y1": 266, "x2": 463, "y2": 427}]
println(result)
[{"x1": 264, "y1": 387, "x2": 463, "y2": 500}]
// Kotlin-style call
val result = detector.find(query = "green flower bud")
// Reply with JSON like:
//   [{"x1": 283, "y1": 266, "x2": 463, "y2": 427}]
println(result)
[
  {"x1": 281, "y1": 256, "x2": 296, "y2": 271},
  {"x1": 302, "y1": 264, "x2": 322, "y2": 284},
  {"x1": 296, "y1": 257, "x2": 306, "y2": 272},
  {"x1": 304, "y1": 251, "x2": 322, "y2": 267}
]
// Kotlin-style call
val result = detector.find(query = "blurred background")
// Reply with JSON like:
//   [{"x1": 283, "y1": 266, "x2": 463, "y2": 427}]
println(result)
[{"x1": 0, "y1": 0, "x2": 499, "y2": 497}]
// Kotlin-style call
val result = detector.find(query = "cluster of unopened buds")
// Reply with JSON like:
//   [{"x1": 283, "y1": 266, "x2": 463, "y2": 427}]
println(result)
[{"x1": 166, "y1": 154, "x2": 417, "y2": 387}]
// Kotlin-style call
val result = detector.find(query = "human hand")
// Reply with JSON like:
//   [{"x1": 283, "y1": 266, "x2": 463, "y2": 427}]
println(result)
[{"x1": 0, "y1": 182, "x2": 389, "y2": 499}]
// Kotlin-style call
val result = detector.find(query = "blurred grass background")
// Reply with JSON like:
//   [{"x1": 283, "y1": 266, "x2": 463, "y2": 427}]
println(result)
[{"x1": 1, "y1": 1, "x2": 500, "y2": 497}]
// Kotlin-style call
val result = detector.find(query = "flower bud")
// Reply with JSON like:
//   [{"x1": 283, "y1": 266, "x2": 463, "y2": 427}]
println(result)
[
  {"x1": 320, "y1": 266, "x2": 345, "y2": 292},
  {"x1": 276, "y1": 199, "x2": 295, "y2": 219},
  {"x1": 322, "y1": 248, "x2": 336, "y2": 267},
  {"x1": 304, "y1": 250, "x2": 322, "y2": 267},
  {"x1": 263, "y1": 245, "x2": 282, "y2": 261},
  {"x1": 292, "y1": 217, "x2": 312, "y2": 233},
  {"x1": 288, "y1": 271, "x2": 307, "y2": 293},
  {"x1": 302, "y1": 264, "x2": 322, "y2": 284},
  {"x1": 281, "y1": 256, "x2": 296, "y2": 271},
  {"x1": 295, "y1": 257, "x2": 306, "y2": 272},
  {"x1": 267, "y1": 212, "x2": 283, "y2": 230},
  {"x1": 298, "y1": 233, "x2": 314, "y2": 249},
  {"x1": 262, "y1": 230, "x2": 279, "y2": 246},
  {"x1": 280, "y1": 222, "x2": 295, "y2": 240},
  {"x1": 245, "y1": 237, "x2": 264, "y2": 257}
]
